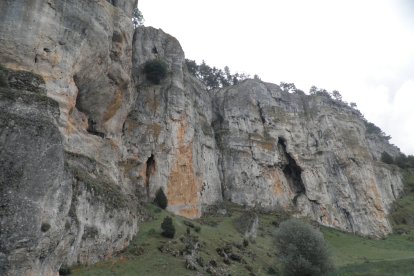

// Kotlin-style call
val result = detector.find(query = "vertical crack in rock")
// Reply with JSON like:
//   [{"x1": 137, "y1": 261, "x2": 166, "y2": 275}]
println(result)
[
  {"x1": 341, "y1": 207, "x2": 355, "y2": 232},
  {"x1": 211, "y1": 112, "x2": 227, "y2": 201},
  {"x1": 145, "y1": 154, "x2": 156, "y2": 198},
  {"x1": 257, "y1": 102, "x2": 266, "y2": 124},
  {"x1": 278, "y1": 137, "x2": 306, "y2": 204}
]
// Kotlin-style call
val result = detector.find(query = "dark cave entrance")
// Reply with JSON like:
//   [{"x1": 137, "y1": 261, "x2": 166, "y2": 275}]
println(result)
[
  {"x1": 73, "y1": 74, "x2": 105, "y2": 138},
  {"x1": 278, "y1": 138, "x2": 306, "y2": 202},
  {"x1": 145, "y1": 154, "x2": 156, "y2": 198}
]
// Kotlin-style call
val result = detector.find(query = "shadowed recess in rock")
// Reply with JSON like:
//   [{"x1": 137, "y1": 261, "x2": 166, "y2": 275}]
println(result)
[
  {"x1": 74, "y1": 74, "x2": 105, "y2": 138},
  {"x1": 278, "y1": 137, "x2": 306, "y2": 202},
  {"x1": 145, "y1": 154, "x2": 156, "y2": 198}
]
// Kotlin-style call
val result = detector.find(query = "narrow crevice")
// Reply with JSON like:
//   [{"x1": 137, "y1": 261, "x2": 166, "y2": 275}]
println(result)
[
  {"x1": 391, "y1": 184, "x2": 397, "y2": 200},
  {"x1": 257, "y1": 102, "x2": 266, "y2": 124},
  {"x1": 211, "y1": 109, "x2": 227, "y2": 201},
  {"x1": 278, "y1": 137, "x2": 306, "y2": 204},
  {"x1": 341, "y1": 207, "x2": 355, "y2": 232},
  {"x1": 145, "y1": 154, "x2": 156, "y2": 199},
  {"x1": 278, "y1": 138, "x2": 305, "y2": 193}
]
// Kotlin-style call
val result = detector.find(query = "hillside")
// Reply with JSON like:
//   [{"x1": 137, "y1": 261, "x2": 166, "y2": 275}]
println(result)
[
  {"x1": 0, "y1": 1, "x2": 411, "y2": 275},
  {"x1": 71, "y1": 179, "x2": 414, "y2": 275}
]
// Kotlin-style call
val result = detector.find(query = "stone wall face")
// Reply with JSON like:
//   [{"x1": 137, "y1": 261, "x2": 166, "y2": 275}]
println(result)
[
  {"x1": 212, "y1": 81, "x2": 403, "y2": 237},
  {"x1": 0, "y1": 1, "x2": 139, "y2": 275},
  {"x1": 0, "y1": 1, "x2": 404, "y2": 274},
  {"x1": 124, "y1": 27, "x2": 222, "y2": 217}
]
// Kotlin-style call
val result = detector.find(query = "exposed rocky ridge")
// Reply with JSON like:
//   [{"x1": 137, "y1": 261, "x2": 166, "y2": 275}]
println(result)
[
  {"x1": 0, "y1": 1, "x2": 404, "y2": 275},
  {"x1": 212, "y1": 81, "x2": 403, "y2": 236}
]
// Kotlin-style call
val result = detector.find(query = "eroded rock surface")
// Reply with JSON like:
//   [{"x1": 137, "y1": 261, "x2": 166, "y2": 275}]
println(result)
[
  {"x1": 0, "y1": 1, "x2": 138, "y2": 275},
  {"x1": 0, "y1": 0, "x2": 405, "y2": 275},
  {"x1": 213, "y1": 81, "x2": 403, "y2": 236},
  {"x1": 123, "y1": 27, "x2": 222, "y2": 217}
]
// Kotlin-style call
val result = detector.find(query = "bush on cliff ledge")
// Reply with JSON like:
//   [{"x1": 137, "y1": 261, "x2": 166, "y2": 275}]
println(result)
[{"x1": 143, "y1": 59, "x2": 167, "y2": 84}]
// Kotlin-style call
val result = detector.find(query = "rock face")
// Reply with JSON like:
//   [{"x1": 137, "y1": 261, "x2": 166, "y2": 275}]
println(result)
[
  {"x1": 0, "y1": 1, "x2": 405, "y2": 275},
  {"x1": 124, "y1": 27, "x2": 222, "y2": 218},
  {"x1": 0, "y1": 1, "x2": 139, "y2": 275},
  {"x1": 213, "y1": 81, "x2": 403, "y2": 236}
]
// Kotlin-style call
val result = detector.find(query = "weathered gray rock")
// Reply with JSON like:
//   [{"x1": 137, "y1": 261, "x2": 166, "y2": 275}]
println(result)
[
  {"x1": 123, "y1": 27, "x2": 222, "y2": 217},
  {"x1": 0, "y1": 1, "x2": 138, "y2": 275},
  {"x1": 213, "y1": 80, "x2": 404, "y2": 237}
]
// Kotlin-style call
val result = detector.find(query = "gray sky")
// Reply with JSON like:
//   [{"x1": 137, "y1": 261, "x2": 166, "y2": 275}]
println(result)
[{"x1": 139, "y1": 0, "x2": 414, "y2": 155}]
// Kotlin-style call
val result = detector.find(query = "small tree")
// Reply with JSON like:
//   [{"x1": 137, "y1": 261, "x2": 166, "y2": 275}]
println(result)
[
  {"x1": 381, "y1": 151, "x2": 394, "y2": 165},
  {"x1": 154, "y1": 188, "x2": 168, "y2": 209},
  {"x1": 331, "y1": 90, "x2": 342, "y2": 102},
  {"x1": 161, "y1": 216, "x2": 175, "y2": 238},
  {"x1": 132, "y1": 7, "x2": 144, "y2": 28},
  {"x1": 143, "y1": 59, "x2": 167, "y2": 84},
  {"x1": 280, "y1": 82, "x2": 297, "y2": 93},
  {"x1": 274, "y1": 219, "x2": 334, "y2": 276}
]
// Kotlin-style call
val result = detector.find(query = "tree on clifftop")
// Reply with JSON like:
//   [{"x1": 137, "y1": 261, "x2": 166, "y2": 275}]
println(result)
[{"x1": 132, "y1": 7, "x2": 144, "y2": 28}]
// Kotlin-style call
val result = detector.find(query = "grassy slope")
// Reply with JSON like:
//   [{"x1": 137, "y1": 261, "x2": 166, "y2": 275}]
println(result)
[
  {"x1": 390, "y1": 169, "x2": 414, "y2": 240},
  {"x1": 72, "y1": 203, "x2": 281, "y2": 275},
  {"x1": 72, "y1": 199, "x2": 414, "y2": 276}
]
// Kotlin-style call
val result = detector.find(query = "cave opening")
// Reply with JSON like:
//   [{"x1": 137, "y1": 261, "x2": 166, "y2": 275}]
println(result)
[
  {"x1": 278, "y1": 137, "x2": 306, "y2": 200},
  {"x1": 145, "y1": 154, "x2": 156, "y2": 198},
  {"x1": 73, "y1": 75, "x2": 105, "y2": 138}
]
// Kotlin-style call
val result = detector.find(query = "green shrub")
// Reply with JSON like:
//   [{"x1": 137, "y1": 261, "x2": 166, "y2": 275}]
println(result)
[
  {"x1": 381, "y1": 151, "x2": 394, "y2": 164},
  {"x1": 161, "y1": 216, "x2": 175, "y2": 239},
  {"x1": 154, "y1": 188, "x2": 168, "y2": 209},
  {"x1": 41, "y1": 222, "x2": 51, "y2": 232},
  {"x1": 273, "y1": 219, "x2": 334, "y2": 276},
  {"x1": 143, "y1": 59, "x2": 167, "y2": 84},
  {"x1": 58, "y1": 266, "x2": 71, "y2": 275}
]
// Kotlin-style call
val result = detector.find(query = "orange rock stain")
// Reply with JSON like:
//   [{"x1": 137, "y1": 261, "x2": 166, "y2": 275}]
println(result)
[{"x1": 167, "y1": 119, "x2": 201, "y2": 218}]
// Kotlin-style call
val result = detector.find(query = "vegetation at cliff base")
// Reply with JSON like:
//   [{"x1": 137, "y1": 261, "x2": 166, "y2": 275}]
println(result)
[
  {"x1": 161, "y1": 216, "x2": 175, "y2": 238},
  {"x1": 71, "y1": 202, "x2": 414, "y2": 276},
  {"x1": 390, "y1": 168, "x2": 414, "y2": 241},
  {"x1": 274, "y1": 219, "x2": 334, "y2": 275},
  {"x1": 154, "y1": 188, "x2": 168, "y2": 209}
]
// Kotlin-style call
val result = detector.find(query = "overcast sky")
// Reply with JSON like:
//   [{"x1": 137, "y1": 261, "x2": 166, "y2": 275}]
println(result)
[{"x1": 139, "y1": 0, "x2": 414, "y2": 155}]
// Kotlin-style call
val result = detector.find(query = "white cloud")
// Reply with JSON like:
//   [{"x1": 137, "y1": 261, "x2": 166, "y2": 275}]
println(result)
[{"x1": 139, "y1": 0, "x2": 414, "y2": 154}]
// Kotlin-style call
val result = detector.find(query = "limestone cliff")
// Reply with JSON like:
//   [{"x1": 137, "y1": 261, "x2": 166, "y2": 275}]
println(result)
[
  {"x1": 0, "y1": 1, "x2": 139, "y2": 275},
  {"x1": 213, "y1": 82, "x2": 403, "y2": 237},
  {"x1": 0, "y1": 1, "x2": 404, "y2": 275}
]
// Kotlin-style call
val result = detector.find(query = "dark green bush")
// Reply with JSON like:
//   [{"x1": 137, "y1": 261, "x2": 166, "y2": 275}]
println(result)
[
  {"x1": 381, "y1": 151, "x2": 394, "y2": 164},
  {"x1": 161, "y1": 216, "x2": 175, "y2": 238},
  {"x1": 154, "y1": 188, "x2": 168, "y2": 209},
  {"x1": 58, "y1": 266, "x2": 71, "y2": 275},
  {"x1": 41, "y1": 222, "x2": 51, "y2": 232},
  {"x1": 143, "y1": 59, "x2": 167, "y2": 84},
  {"x1": 274, "y1": 219, "x2": 334, "y2": 276}
]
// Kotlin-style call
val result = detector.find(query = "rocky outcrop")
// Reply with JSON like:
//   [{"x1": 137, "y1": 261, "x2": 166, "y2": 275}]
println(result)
[
  {"x1": 0, "y1": 0, "x2": 405, "y2": 275},
  {"x1": 0, "y1": 1, "x2": 139, "y2": 275},
  {"x1": 124, "y1": 27, "x2": 222, "y2": 217},
  {"x1": 213, "y1": 81, "x2": 404, "y2": 237}
]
